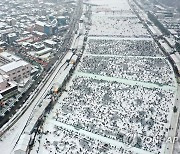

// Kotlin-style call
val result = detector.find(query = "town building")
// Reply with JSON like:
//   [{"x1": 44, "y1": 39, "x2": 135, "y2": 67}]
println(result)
[
  {"x1": 0, "y1": 51, "x2": 21, "y2": 64},
  {"x1": 0, "y1": 60, "x2": 31, "y2": 81},
  {"x1": 0, "y1": 52, "x2": 32, "y2": 82},
  {"x1": 44, "y1": 39, "x2": 57, "y2": 48},
  {"x1": 0, "y1": 74, "x2": 18, "y2": 101}
]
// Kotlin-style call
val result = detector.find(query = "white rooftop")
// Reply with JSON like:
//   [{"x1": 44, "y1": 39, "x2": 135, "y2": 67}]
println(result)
[
  {"x1": 0, "y1": 60, "x2": 29, "y2": 73},
  {"x1": 0, "y1": 94, "x2": 3, "y2": 99},
  {"x1": 33, "y1": 43, "x2": 45, "y2": 49},
  {"x1": 36, "y1": 21, "x2": 45, "y2": 27},
  {"x1": 36, "y1": 47, "x2": 52, "y2": 55},
  {"x1": 0, "y1": 75, "x2": 3, "y2": 83},
  {"x1": 33, "y1": 31, "x2": 46, "y2": 36},
  {"x1": 0, "y1": 74, "x2": 9, "y2": 83},
  {"x1": 0, "y1": 41, "x2": 6, "y2": 45},
  {"x1": 0, "y1": 52, "x2": 21, "y2": 62},
  {"x1": 8, "y1": 33, "x2": 16, "y2": 38},
  {"x1": 0, "y1": 22, "x2": 6, "y2": 28},
  {"x1": 44, "y1": 39, "x2": 57, "y2": 45}
]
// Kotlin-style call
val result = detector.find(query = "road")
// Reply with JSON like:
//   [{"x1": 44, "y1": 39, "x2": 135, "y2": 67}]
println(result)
[
  {"x1": 45, "y1": 0, "x2": 83, "y2": 72},
  {"x1": 0, "y1": 51, "x2": 72, "y2": 154}
]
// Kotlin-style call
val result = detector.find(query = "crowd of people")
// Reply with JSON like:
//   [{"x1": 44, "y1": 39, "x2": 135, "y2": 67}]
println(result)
[
  {"x1": 52, "y1": 76, "x2": 175, "y2": 153},
  {"x1": 89, "y1": 15, "x2": 150, "y2": 37},
  {"x1": 43, "y1": 126, "x2": 134, "y2": 154},
  {"x1": 78, "y1": 56, "x2": 174, "y2": 86},
  {"x1": 86, "y1": 38, "x2": 163, "y2": 57},
  {"x1": 34, "y1": 0, "x2": 177, "y2": 153}
]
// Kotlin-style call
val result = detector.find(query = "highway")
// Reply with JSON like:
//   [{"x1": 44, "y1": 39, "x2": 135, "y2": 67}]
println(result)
[
  {"x1": 0, "y1": 53, "x2": 70, "y2": 154},
  {"x1": 0, "y1": 1, "x2": 83, "y2": 153},
  {"x1": 46, "y1": 0, "x2": 83, "y2": 72}
]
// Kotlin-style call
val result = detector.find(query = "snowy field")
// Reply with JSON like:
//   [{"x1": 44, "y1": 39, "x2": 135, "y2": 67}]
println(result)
[
  {"x1": 89, "y1": 15, "x2": 150, "y2": 37},
  {"x1": 88, "y1": 0, "x2": 150, "y2": 37},
  {"x1": 77, "y1": 56, "x2": 175, "y2": 86},
  {"x1": 173, "y1": 115, "x2": 180, "y2": 154},
  {"x1": 37, "y1": 76, "x2": 176, "y2": 154},
  {"x1": 30, "y1": 0, "x2": 178, "y2": 154},
  {"x1": 86, "y1": 0, "x2": 131, "y2": 11},
  {"x1": 92, "y1": 10, "x2": 137, "y2": 18},
  {"x1": 85, "y1": 37, "x2": 163, "y2": 56},
  {"x1": 35, "y1": 123, "x2": 135, "y2": 154}
]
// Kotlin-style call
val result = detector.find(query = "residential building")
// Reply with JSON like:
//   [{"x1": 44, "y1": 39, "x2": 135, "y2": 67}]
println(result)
[{"x1": 0, "y1": 60, "x2": 31, "y2": 81}]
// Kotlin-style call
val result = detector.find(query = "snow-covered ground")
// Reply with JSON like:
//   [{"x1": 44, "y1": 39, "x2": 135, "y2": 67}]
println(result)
[
  {"x1": 31, "y1": 74, "x2": 177, "y2": 154},
  {"x1": 32, "y1": 118, "x2": 138, "y2": 154},
  {"x1": 0, "y1": 52, "x2": 73, "y2": 154},
  {"x1": 87, "y1": 0, "x2": 131, "y2": 11},
  {"x1": 77, "y1": 56, "x2": 175, "y2": 86},
  {"x1": 89, "y1": 14, "x2": 150, "y2": 37},
  {"x1": 30, "y1": 0, "x2": 178, "y2": 154},
  {"x1": 54, "y1": 76, "x2": 176, "y2": 153},
  {"x1": 173, "y1": 114, "x2": 180, "y2": 154}
]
